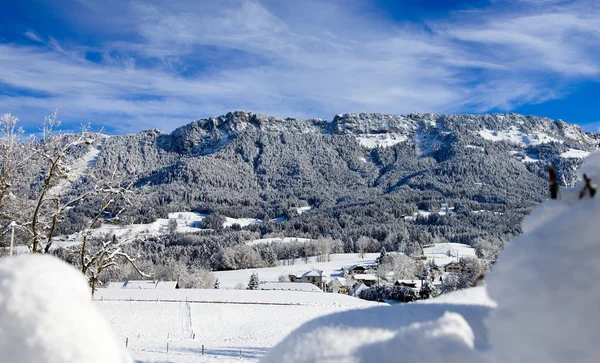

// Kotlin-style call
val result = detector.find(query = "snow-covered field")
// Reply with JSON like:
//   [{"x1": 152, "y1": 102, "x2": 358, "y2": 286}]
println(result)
[
  {"x1": 422, "y1": 243, "x2": 476, "y2": 266},
  {"x1": 52, "y1": 211, "x2": 267, "y2": 248},
  {"x1": 213, "y1": 253, "x2": 380, "y2": 289},
  {"x1": 95, "y1": 289, "x2": 380, "y2": 362}
]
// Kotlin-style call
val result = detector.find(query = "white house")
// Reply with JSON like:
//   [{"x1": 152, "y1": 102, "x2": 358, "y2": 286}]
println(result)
[{"x1": 288, "y1": 269, "x2": 326, "y2": 290}]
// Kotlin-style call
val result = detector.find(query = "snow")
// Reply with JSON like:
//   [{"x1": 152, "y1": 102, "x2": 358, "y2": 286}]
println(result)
[
  {"x1": 465, "y1": 145, "x2": 484, "y2": 152},
  {"x1": 422, "y1": 243, "x2": 476, "y2": 267},
  {"x1": 296, "y1": 206, "x2": 312, "y2": 214},
  {"x1": 94, "y1": 289, "x2": 379, "y2": 362},
  {"x1": 0, "y1": 255, "x2": 131, "y2": 363},
  {"x1": 355, "y1": 133, "x2": 408, "y2": 148},
  {"x1": 259, "y1": 282, "x2": 323, "y2": 293},
  {"x1": 266, "y1": 151, "x2": 600, "y2": 363},
  {"x1": 107, "y1": 280, "x2": 178, "y2": 289},
  {"x1": 224, "y1": 217, "x2": 262, "y2": 228},
  {"x1": 478, "y1": 127, "x2": 561, "y2": 146},
  {"x1": 53, "y1": 211, "x2": 266, "y2": 249},
  {"x1": 352, "y1": 273, "x2": 377, "y2": 281},
  {"x1": 94, "y1": 288, "x2": 377, "y2": 307},
  {"x1": 245, "y1": 237, "x2": 313, "y2": 246},
  {"x1": 560, "y1": 148, "x2": 590, "y2": 159},
  {"x1": 263, "y1": 287, "x2": 493, "y2": 363},
  {"x1": 214, "y1": 253, "x2": 380, "y2": 289},
  {"x1": 417, "y1": 134, "x2": 443, "y2": 156},
  {"x1": 484, "y1": 152, "x2": 600, "y2": 363}
]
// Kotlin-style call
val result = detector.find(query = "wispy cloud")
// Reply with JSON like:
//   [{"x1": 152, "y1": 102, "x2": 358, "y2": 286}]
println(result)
[
  {"x1": 24, "y1": 31, "x2": 43, "y2": 43},
  {"x1": 1, "y1": 0, "x2": 599, "y2": 133}
]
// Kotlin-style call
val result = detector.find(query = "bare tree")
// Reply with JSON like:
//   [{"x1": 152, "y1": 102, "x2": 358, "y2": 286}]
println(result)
[{"x1": 0, "y1": 110, "x2": 148, "y2": 295}]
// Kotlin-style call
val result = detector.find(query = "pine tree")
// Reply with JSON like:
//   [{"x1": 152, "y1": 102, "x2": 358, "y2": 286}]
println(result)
[{"x1": 248, "y1": 272, "x2": 259, "y2": 290}]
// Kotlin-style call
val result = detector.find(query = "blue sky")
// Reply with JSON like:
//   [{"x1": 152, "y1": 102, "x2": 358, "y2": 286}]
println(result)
[{"x1": 1, "y1": 0, "x2": 599, "y2": 134}]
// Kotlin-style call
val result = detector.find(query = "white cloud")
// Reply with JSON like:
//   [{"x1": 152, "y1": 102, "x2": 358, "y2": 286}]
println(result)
[
  {"x1": 1, "y1": 0, "x2": 599, "y2": 133},
  {"x1": 24, "y1": 31, "x2": 43, "y2": 43}
]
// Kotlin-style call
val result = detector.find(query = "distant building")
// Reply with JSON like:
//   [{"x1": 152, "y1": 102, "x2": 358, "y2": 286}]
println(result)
[
  {"x1": 350, "y1": 282, "x2": 368, "y2": 297},
  {"x1": 327, "y1": 277, "x2": 348, "y2": 294},
  {"x1": 352, "y1": 274, "x2": 378, "y2": 287},
  {"x1": 444, "y1": 262, "x2": 463, "y2": 274},
  {"x1": 347, "y1": 263, "x2": 377, "y2": 275},
  {"x1": 288, "y1": 269, "x2": 326, "y2": 290},
  {"x1": 106, "y1": 280, "x2": 180, "y2": 289},
  {"x1": 394, "y1": 279, "x2": 422, "y2": 290}
]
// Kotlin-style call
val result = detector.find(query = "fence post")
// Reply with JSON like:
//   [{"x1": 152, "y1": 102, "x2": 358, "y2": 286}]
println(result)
[
  {"x1": 202, "y1": 344, "x2": 204, "y2": 355},
  {"x1": 125, "y1": 338, "x2": 128, "y2": 348},
  {"x1": 167, "y1": 332, "x2": 170, "y2": 339},
  {"x1": 240, "y1": 349, "x2": 242, "y2": 359},
  {"x1": 167, "y1": 342, "x2": 169, "y2": 353}
]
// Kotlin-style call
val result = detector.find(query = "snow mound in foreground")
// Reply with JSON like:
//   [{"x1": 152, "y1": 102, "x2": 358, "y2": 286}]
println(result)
[
  {"x1": 264, "y1": 152, "x2": 600, "y2": 363},
  {"x1": 0, "y1": 254, "x2": 131, "y2": 363}
]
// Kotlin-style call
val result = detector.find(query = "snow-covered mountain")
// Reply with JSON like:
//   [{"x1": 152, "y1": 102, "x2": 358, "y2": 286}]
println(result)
[{"x1": 31, "y1": 111, "x2": 599, "y2": 259}]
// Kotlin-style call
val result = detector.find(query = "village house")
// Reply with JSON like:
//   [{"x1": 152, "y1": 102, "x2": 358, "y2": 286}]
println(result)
[
  {"x1": 444, "y1": 262, "x2": 463, "y2": 273},
  {"x1": 288, "y1": 269, "x2": 326, "y2": 290},
  {"x1": 346, "y1": 263, "x2": 377, "y2": 275},
  {"x1": 327, "y1": 277, "x2": 349, "y2": 294},
  {"x1": 352, "y1": 274, "x2": 378, "y2": 287},
  {"x1": 395, "y1": 279, "x2": 422, "y2": 290}
]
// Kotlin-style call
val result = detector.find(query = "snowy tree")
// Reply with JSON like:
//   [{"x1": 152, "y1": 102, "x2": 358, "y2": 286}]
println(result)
[
  {"x1": 167, "y1": 218, "x2": 178, "y2": 234},
  {"x1": 356, "y1": 236, "x2": 369, "y2": 258},
  {"x1": 419, "y1": 280, "x2": 437, "y2": 299},
  {"x1": 391, "y1": 253, "x2": 420, "y2": 280},
  {"x1": 248, "y1": 272, "x2": 259, "y2": 290},
  {"x1": 0, "y1": 110, "x2": 129, "y2": 254}
]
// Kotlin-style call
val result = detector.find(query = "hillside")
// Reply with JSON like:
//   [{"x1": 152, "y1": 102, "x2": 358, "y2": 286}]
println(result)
[{"x1": 4, "y1": 111, "x2": 597, "y2": 272}]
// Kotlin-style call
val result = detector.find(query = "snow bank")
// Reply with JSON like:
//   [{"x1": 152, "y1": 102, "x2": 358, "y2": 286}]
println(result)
[
  {"x1": 0, "y1": 254, "x2": 131, "y2": 363},
  {"x1": 262, "y1": 287, "x2": 493, "y2": 363},
  {"x1": 263, "y1": 152, "x2": 600, "y2": 363},
  {"x1": 485, "y1": 152, "x2": 600, "y2": 363}
]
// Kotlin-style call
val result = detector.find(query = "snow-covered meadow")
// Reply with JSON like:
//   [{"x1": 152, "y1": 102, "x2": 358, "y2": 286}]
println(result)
[{"x1": 95, "y1": 289, "x2": 379, "y2": 362}]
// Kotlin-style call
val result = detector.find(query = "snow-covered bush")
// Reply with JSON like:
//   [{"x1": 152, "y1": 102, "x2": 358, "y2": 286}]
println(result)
[
  {"x1": 359, "y1": 285, "x2": 419, "y2": 303},
  {"x1": 0, "y1": 254, "x2": 131, "y2": 363}
]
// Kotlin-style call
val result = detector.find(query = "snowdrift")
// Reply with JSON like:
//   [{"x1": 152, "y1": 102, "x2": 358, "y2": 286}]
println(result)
[
  {"x1": 263, "y1": 152, "x2": 600, "y2": 363},
  {"x1": 0, "y1": 254, "x2": 131, "y2": 363}
]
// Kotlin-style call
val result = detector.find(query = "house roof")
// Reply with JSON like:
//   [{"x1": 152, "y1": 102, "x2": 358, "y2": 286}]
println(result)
[
  {"x1": 105, "y1": 280, "x2": 179, "y2": 289},
  {"x1": 395, "y1": 279, "x2": 422, "y2": 289},
  {"x1": 105, "y1": 281, "x2": 126, "y2": 289},
  {"x1": 260, "y1": 282, "x2": 322, "y2": 293},
  {"x1": 353, "y1": 274, "x2": 377, "y2": 281},
  {"x1": 290, "y1": 269, "x2": 323, "y2": 278},
  {"x1": 155, "y1": 281, "x2": 179, "y2": 289},
  {"x1": 347, "y1": 262, "x2": 377, "y2": 271},
  {"x1": 351, "y1": 282, "x2": 368, "y2": 296},
  {"x1": 304, "y1": 269, "x2": 323, "y2": 277},
  {"x1": 333, "y1": 277, "x2": 346, "y2": 285},
  {"x1": 124, "y1": 281, "x2": 159, "y2": 289}
]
